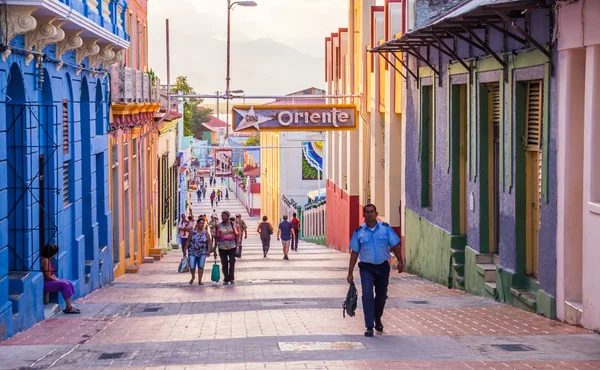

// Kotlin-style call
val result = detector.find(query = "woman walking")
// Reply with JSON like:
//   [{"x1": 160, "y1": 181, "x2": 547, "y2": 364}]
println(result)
[
  {"x1": 214, "y1": 211, "x2": 239, "y2": 285},
  {"x1": 257, "y1": 216, "x2": 274, "y2": 258},
  {"x1": 184, "y1": 218, "x2": 211, "y2": 285},
  {"x1": 40, "y1": 244, "x2": 80, "y2": 314}
]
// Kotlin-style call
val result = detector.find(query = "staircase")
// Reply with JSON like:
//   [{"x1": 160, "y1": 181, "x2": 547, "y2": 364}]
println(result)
[
  {"x1": 450, "y1": 237, "x2": 466, "y2": 288},
  {"x1": 476, "y1": 254, "x2": 498, "y2": 298}
]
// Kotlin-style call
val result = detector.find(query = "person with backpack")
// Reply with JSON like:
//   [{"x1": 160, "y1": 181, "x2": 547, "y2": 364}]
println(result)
[
  {"x1": 257, "y1": 216, "x2": 274, "y2": 258},
  {"x1": 291, "y1": 212, "x2": 300, "y2": 251},
  {"x1": 346, "y1": 204, "x2": 403, "y2": 337}
]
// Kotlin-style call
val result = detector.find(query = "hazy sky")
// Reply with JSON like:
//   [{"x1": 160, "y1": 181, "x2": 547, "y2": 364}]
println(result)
[{"x1": 147, "y1": 0, "x2": 351, "y2": 95}]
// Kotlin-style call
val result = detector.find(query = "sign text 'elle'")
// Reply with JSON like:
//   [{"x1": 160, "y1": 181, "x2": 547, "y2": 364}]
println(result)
[{"x1": 232, "y1": 104, "x2": 357, "y2": 132}]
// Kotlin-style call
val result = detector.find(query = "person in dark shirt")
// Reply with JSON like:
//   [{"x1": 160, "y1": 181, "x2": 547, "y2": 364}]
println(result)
[
  {"x1": 277, "y1": 215, "x2": 296, "y2": 260},
  {"x1": 291, "y1": 213, "x2": 300, "y2": 251}
]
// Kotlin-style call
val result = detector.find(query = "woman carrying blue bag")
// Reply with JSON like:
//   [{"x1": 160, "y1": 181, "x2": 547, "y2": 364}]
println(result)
[{"x1": 184, "y1": 218, "x2": 211, "y2": 285}]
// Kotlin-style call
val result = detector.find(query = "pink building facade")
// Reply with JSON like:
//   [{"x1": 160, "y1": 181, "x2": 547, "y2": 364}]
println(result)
[{"x1": 556, "y1": 0, "x2": 600, "y2": 331}]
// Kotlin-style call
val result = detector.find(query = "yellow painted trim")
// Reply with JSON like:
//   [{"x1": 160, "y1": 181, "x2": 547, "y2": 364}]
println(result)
[
  {"x1": 448, "y1": 63, "x2": 469, "y2": 75},
  {"x1": 419, "y1": 66, "x2": 434, "y2": 78}
]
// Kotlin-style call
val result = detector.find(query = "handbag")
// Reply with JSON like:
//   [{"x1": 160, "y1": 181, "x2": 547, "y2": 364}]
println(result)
[
  {"x1": 211, "y1": 258, "x2": 220, "y2": 282},
  {"x1": 342, "y1": 281, "x2": 358, "y2": 318},
  {"x1": 178, "y1": 256, "x2": 190, "y2": 273}
]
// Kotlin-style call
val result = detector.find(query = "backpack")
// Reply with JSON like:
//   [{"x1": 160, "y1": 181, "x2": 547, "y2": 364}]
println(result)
[{"x1": 342, "y1": 281, "x2": 358, "y2": 318}]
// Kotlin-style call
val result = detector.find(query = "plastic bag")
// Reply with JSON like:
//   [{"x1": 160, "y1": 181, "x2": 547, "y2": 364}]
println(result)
[
  {"x1": 178, "y1": 257, "x2": 190, "y2": 273},
  {"x1": 211, "y1": 258, "x2": 220, "y2": 282}
]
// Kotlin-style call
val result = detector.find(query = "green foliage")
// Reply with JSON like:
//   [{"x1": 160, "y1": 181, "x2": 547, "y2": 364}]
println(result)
[
  {"x1": 244, "y1": 135, "x2": 260, "y2": 146},
  {"x1": 148, "y1": 69, "x2": 157, "y2": 86},
  {"x1": 170, "y1": 76, "x2": 213, "y2": 139},
  {"x1": 302, "y1": 154, "x2": 320, "y2": 180}
]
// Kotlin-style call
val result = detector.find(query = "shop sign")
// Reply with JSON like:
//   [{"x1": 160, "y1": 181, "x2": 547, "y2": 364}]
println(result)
[{"x1": 232, "y1": 104, "x2": 357, "y2": 132}]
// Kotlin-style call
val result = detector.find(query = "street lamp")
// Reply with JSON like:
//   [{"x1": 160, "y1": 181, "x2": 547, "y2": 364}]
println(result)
[{"x1": 226, "y1": 0, "x2": 257, "y2": 141}]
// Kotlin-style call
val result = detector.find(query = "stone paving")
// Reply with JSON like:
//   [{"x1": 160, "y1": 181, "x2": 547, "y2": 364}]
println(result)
[{"x1": 1, "y1": 184, "x2": 600, "y2": 369}]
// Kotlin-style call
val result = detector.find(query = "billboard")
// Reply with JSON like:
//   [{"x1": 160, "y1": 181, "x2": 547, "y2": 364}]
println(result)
[
  {"x1": 302, "y1": 141, "x2": 323, "y2": 180},
  {"x1": 232, "y1": 104, "x2": 357, "y2": 132},
  {"x1": 243, "y1": 148, "x2": 260, "y2": 177},
  {"x1": 214, "y1": 149, "x2": 233, "y2": 177}
]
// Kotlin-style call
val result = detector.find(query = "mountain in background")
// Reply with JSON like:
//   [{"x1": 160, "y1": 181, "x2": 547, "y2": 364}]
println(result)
[{"x1": 158, "y1": 35, "x2": 325, "y2": 96}]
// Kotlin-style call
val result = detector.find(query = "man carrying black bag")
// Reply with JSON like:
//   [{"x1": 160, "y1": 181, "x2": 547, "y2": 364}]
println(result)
[{"x1": 346, "y1": 204, "x2": 403, "y2": 337}]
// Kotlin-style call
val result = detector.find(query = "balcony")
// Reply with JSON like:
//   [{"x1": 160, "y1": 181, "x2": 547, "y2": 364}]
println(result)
[{"x1": 108, "y1": 66, "x2": 160, "y2": 104}]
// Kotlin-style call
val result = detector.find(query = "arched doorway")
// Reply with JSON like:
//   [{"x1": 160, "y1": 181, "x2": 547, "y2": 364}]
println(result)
[{"x1": 80, "y1": 77, "x2": 95, "y2": 283}]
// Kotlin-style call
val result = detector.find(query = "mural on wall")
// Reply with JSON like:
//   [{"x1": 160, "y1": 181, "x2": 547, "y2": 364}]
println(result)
[
  {"x1": 243, "y1": 149, "x2": 260, "y2": 177},
  {"x1": 214, "y1": 149, "x2": 233, "y2": 177},
  {"x1": 302, "y1": 141, "x2": 323, "y2": 180}
]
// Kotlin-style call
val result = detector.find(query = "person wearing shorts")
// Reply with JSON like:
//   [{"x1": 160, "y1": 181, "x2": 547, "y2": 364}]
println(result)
[
  {"x1": 277, "y1": 215, "x2": 296, "y2": 260},
  {"x1": 184, "y1": 218, "x2": 211, "y2": 285}
]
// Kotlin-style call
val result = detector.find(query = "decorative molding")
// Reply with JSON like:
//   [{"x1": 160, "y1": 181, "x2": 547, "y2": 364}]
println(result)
[
  {"x1": 24, "y1": 17, "x2": 67, "y2": 52},
  {"x1": 76, "y1": 39, "x2": 101, "y2": 65},
  {"x1": 88, "y1": 0, "x2": 100, "y2": 14},
  {"x1": 0, "y1": 6, "x2": 38, "y2": 47},
  {"x1": 102, "y1": 0, "x2": 112, "y2": 24},
  {"x1": 55, "y1": 30, "x2": 84, "y2": 60},
  {"x1": 88, "y1": 44, "x2": 115, "y2": 69},
  {"x1": 117, "y1": 6, "x2": 124, "y2": 30}
]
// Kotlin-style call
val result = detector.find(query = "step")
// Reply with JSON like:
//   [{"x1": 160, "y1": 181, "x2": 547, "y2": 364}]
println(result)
[
  {"x1": 8, "y1": 272, "x2": 29, "y2": 294},
  {"x1": 452, "y1": 263, "x2": 464, "y2": 275},
  {"x1": 149, "y1": 253, "x2": 163, "y2": 261},
  {"x1": 8, "y1": 294, "x2": 23, "y2": 314},
  {"x1": 85, "y1": 260, "x2": 94, "y2": 274},
  {"x1": 85, "y1": 273, "x2": 91, "y2": 285},
  {"x1": 510, "y1": 287, "x2": 537, "y2": 313},
  {"x1": 485, "y1": 281, "x2": 497, "y2": 297},
  {"x1": 564, "y1": 300, "x2": 583, "y2": 326},
  {"x1": 476, "y1": 254, "x2": 493, "y2": 264},
  {"x1": 44, "y1": 303, "x2": 60, "y2": 319},
  {"x1": 476, "y1": 263, "x2": 497, "y2": 282},
  {"x1": 451, "y1": 248, "x2": 465, "y2": 264},
  {"x1": 149, "y1": 248, "x2": 162, "y2": 255},
  {"x1": 143, "y1": 257, "x2": 155, "y2": 264},
  {"x1": 455, "y1": 276, "x2": 465, "y2": 287},
  {"x1": 125, "y1": 265, "x2": 139, "y2": 274}
]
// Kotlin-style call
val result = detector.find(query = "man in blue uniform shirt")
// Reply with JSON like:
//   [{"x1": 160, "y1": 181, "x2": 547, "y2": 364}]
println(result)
[{"x1": 347, "y1": 204, "x2": 403, "y2": 337}]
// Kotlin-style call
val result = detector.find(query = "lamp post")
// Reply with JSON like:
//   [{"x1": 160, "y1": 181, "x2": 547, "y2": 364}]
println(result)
[{"x1": 226, "y1": 0, "x2": 257, "y2": 142}]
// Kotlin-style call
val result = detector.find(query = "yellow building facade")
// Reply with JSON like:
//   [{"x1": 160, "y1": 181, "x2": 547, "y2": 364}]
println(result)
[
  {"x1": 259, "y1": 132, "x2": 280, "y2": 225},
  {"x1": 324, "y1": 0, "x2": 405, "y2": 252}
]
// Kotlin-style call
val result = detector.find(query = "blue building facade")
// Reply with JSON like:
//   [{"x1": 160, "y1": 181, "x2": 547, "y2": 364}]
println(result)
[{"x1": 0, "y1": 0, "x2": 129, "y2": 340}]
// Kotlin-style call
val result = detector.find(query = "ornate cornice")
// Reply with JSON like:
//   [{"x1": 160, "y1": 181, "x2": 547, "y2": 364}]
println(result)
[
  {"x1": 1, "y1": 6, "x2": 38, "y2": 62},
  {"x1": 55, "y1": 30, "x2": 83, "y2": 70},
  {"x1": 88, "y1": 44, "x2": 115, "y2": 69},
  {"x1": 76, "y1": 39, "x2": 101, "y2": 65}
]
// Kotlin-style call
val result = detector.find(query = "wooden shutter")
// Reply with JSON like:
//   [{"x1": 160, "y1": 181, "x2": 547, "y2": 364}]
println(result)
[
  {"x1": 525, "y1": 80, "x2": 543, "y2": 151},
  {"x1": 490, "y1": 83, "x2": 501, "y2": 127},
  {"x1": 62, "y1": 99, "x2": 69, "y2": 154}
]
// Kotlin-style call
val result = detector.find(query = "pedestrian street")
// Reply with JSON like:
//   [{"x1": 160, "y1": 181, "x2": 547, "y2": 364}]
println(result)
[{"x1": 1, "y1": 186, "x2": 599, "y2": 369}]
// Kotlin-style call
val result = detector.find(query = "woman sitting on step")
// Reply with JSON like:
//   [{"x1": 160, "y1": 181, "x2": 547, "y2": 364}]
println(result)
[{"x1": 40, "y1": 244, "x2": 80, "y2": 314}]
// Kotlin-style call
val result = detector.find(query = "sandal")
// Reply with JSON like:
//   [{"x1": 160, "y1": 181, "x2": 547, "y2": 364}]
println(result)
[{"x1": 63, "y1": 306, "x2": 81, "y2": 314}]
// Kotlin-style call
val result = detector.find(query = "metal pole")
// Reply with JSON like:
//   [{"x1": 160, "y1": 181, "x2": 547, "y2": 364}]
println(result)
[{"x1": 226, "y1": 0, "x2": 231, "y2": 141}]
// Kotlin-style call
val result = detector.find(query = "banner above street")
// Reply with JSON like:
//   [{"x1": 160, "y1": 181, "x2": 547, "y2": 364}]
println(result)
[{"x1": 232, "y1": 104, "x2": 357, "y2": 132}]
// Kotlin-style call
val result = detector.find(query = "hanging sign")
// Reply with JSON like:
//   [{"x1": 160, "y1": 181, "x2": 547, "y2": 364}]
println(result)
[{"x1": 232, "y1": 104, "x2": 357, "y2": 132}]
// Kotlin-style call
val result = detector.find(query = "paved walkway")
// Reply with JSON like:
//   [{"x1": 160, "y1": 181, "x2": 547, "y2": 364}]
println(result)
[{"x1": 1, "y1": 184, "x2": 600, "y2": 369}]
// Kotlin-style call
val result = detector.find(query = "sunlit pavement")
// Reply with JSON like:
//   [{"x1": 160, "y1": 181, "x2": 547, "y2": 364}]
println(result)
[{"x1": 1, "y1": 184, "x2": 599, "y2": 369}]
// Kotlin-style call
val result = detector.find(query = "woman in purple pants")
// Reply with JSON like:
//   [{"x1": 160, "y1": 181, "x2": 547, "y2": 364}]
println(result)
[{"x1": 41, "y1": 244, "x2": 80, "y2": 314}]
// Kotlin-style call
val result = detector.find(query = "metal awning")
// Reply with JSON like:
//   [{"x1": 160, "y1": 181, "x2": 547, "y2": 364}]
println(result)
[{"x1": 370, "y1": 0, "x2": 552, "y2": 79}]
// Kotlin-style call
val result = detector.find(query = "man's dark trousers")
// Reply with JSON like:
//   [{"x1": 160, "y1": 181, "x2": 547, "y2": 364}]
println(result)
[
  {"x1": 292, "y1": 230, "x2": 299, "y2": 251},
  {"x1": 358, "y1": 261, "x2": 390, "y2": 329}
]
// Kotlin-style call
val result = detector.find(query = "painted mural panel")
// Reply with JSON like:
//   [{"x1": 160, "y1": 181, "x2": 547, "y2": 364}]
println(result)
[
  {"x1": 243, "y1": 149, "x2": 260, "y2": 177},
  {"x1": 214, "y1": 149, "x2": 233, "y2": 177},
  {"x1": 302, "y1": 141, "x2": 323, "y2": 180}
]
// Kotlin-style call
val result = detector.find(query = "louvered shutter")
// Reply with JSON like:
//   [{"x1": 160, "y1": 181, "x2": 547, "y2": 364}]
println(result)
[
  {"x1": 62, "y1": 100, "x2": 69, "y2": 154},
  {"x1": 525, "y1": 80, "x2": 543, "y2": 151},
  {"x1": 490, "y1": 83, "x2": 501, "y2": 127},
  {"x1": 63, "y1": 161, "x2": 70, "y2": 206}
]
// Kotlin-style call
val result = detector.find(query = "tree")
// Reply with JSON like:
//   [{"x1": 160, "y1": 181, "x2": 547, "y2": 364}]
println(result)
[
  {"x1": 170, "y1": 76, "x2": 195, "y2": 95},
  {"x1": 169, "y1": 76, "x2": 213, "y2": 138},
  {"x1": 244, "y1": 134, "x2": 260, "y2": 146}
]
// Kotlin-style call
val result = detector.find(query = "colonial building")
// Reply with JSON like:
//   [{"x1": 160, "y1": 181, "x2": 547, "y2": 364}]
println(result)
[
  {"x1": 555, "y1": 0, "x2": 600, "y2": 332},
  {"x1": 371, "y1": 0, "x2": 557, "y2": 317},
  {"x1": 0, "y1": 0, "x2": 129, "y2": 339},
  {"x1": 324, "y1": 0, "x2": 405, "y2": 253},
  {"x1": 108, "y1": 0, "x2": 160, "y2": 277}
]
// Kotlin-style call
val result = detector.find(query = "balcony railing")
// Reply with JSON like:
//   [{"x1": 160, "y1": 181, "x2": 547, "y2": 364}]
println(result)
[{"x1": 109, "y1": 66, "x2": 160, "y2": 104}]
